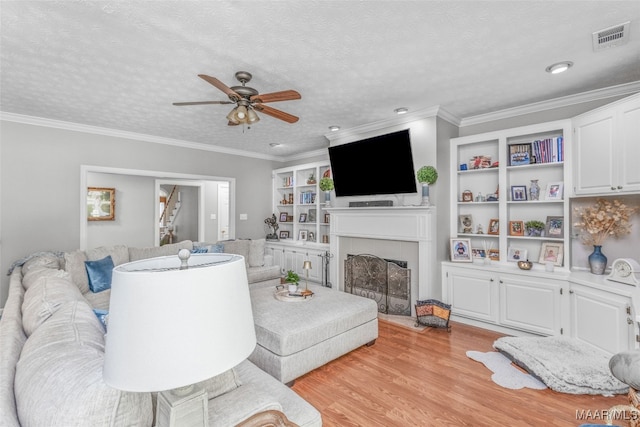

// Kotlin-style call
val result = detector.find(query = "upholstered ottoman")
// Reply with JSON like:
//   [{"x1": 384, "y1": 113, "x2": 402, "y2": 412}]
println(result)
[{"x1": 248, "y1": 284, "x2": 378, "y2": 384}]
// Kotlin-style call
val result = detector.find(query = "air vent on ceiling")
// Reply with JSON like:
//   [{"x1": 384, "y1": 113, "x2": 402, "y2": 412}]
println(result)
[{"x1": 592, "y1": 21, "x2": 630, "y2": 51}]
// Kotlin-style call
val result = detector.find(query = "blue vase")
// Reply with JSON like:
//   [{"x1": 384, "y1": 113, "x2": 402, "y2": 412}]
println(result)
[{"x1": 588, "y1": 245, "x2": 607, "y2": 275}]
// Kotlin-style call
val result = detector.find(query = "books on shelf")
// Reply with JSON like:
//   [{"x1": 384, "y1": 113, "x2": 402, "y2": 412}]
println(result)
[
  {"x1": 281, "y1": 176, "x2": 294, "y2": 187},
  {"x1": 299, "y1": 191, "x2": 316, "y2": 204},
  {"x1": 508, "y1": 136, "x2": 563, "y2": 166}
]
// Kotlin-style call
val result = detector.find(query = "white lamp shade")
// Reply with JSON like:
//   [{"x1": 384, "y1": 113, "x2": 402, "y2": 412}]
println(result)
[{"x1": 103, "y1": 253, "x2": 256, "y2": 392}]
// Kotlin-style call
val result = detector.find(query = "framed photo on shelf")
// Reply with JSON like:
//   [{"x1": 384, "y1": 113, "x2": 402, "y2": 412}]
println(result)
[
  {"x1": 279, "y1": 212, "x2": 288, "y2": 222},
  {"x1": 508, "y1": 143, "x2": 532, "y2": 166},
  {"x1": 308, "y1": 232, "x2": 316, "y2": 242},
  {"x1": 308, "y1": 208, "x2": 317, "y2": 223},
  {"x1": 324, "y1": 213, "x2": 330, "y2": 224},
  {"x1": 450, "y1": 238, "x2": 472, "y2": 263},
  {"x1": 539, "y1": 242, "x2": 564, "y2": 266},
  {"x1": 298, "y1": 230, "x2": 308, "y2": 241},
  {"x1": 510, "y1": 185, "x2": 527, "y2": 201},
  {"x1": 545, "y1": 216, "x2": 564, "y2": 238},
  {"x1": 488, "y1": 249, "x2": 500, "y2": 261},
  {"x1": 459, "y1": 214, "x2": 473, "y2": 233},
  {"x1": 507, "y1": 247, "x2": 527, "y2": 262},
  {"x1": 471, "y1": 248, "x2": 486, "y2": 259},
  {"x1": 509, "y1": 220, "x2": 524, "y2": 236},
  {"x1": 545, "y1": 182, "x2": 564, "y2": 200},
  {"x1": 279, "y1": 231, "x2": 289, "y2": 239},
  {"x1": 299, "y1": 213, "x2": 307, "y2": 223},
  {"x1": 488, "y1": 218, "x2": 500, "y2": 235}
]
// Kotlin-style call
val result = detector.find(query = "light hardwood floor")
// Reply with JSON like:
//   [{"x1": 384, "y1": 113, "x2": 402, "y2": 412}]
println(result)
[{"x1": 291, "y1": 319, "x2": 631, "y2": 427}]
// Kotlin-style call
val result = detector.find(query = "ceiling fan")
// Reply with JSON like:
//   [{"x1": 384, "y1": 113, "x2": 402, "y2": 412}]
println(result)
[{"x1": 173, "y1": 71, "x2": 301, "y2": 126}]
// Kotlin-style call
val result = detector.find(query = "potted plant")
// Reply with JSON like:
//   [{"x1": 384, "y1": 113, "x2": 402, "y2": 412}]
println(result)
[
  {"x1": 307, "y1": 172, "x2": 316, "y2": 185},
  {"x1": 284, "y1": 269, "x2": 300, "y2": 294},
  {"x1": 319, "y1": 177, "x2": 334, "y2": 206},
  {"x1": 525, "y1": 220, "x2": 545, "y2": 237},
  {"x1": 416, "y1": 166, "x2": 438, "y2": 206}
]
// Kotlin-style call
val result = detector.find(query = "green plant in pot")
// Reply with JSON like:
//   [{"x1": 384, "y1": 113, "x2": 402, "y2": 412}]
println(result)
[
  {"x1": 525, "y1": 220, "x2": 545, "y2": 237},
  {"x1": 416, "y1": 166, "x2": 438, "y2": 206},
  {"x1": 284, "y1": 269, "x2": 300, "y2": 294},
  {"x1": 319, "y1": 177, "x2": 334, "y2": 206}
]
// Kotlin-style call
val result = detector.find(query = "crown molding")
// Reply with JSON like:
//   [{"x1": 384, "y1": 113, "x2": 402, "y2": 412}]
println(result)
[
  {"x1": 324, "y1": 105, "x2": 460, "y2": 143},
  {"x1": 0, "y1": 112, "x2": 282, "y2": 162},
  {"x1": 459, "y1": 81, "x2": 640, "y2": 127}
]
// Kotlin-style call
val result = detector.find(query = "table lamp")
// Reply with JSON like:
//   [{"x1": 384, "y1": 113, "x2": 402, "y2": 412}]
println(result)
[
  {"x1": 301, "y1": 260, "x2": 313, "y2": 297},
  {"x1": 103, "y1": 250, "x2": 256, "y2": 427}
]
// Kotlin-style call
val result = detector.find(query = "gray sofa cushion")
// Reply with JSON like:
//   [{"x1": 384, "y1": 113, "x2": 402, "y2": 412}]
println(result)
[
  {"x1": 21, "y1": 276, "x2": 85, "y2": 336},
  {"x1": 64, "y1": 250, "x2": 90, "y2": 293},
  {"x1": 197, "y1": 368, "x2": 242, "y2": 400},
  {"x1": 22, "y1": 266, "x2": 70, "y2": 290},
  {"x1": 128, "y1": 240, "x2": 193, "y2": 261},
  {"x1": 247, "y1": 265, "x2": 282, "y2": 285},
  {"x1": 86, "y1": 244, "x2": 130, "y2": 267},
  {"x1": 21, "y1": 253, "x2": 61, "y2": 274},
  {"x1": 248, "y1": 239, "x2": 266, "y2": 267},
  {"x1": 15, "y1": 300, "x2": 153, "y2": 427},
  {"x1": 609, "y1": 350, "x2": 640, "y2": 390},
  {"x1": 222, "y1": 239, "x2": 250, "y2": 266}
]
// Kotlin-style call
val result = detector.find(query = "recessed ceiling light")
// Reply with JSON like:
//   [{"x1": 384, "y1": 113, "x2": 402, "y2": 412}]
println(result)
[
  {"x1": 269, "y1": 143, "x2": 281, "y2": 147},
  {"x1": 394, "y1": 107, "x2": 408, "y2": 115},
  {"x1": 545, "y1": 61, "x2": 573, "y2": 74},
  {"x1": 328, "y1": 125, "x2": 340, "y2": 132}
]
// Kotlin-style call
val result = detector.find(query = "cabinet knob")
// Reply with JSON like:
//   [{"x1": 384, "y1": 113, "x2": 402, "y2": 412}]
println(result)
[
  {"x1": 628, "y1": 318, "x2": 634, "y2": 325},
  {"x1": 489, "y1": 278, "x2": 494, "y2": 282},
  {"x1": 499, "y1": 280, "x2": 503, "y2": 284},
  {"x1": 618, "y1": 185, "x2": 623, "y2": 190},
  {"x1": 611, "y1": 186, "x2": 617, "y2": 190}
]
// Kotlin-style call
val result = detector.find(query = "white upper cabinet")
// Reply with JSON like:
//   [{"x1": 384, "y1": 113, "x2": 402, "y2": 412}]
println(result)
[{"x1": 573, "y1": 93, "x2": 640, "y2": 196}]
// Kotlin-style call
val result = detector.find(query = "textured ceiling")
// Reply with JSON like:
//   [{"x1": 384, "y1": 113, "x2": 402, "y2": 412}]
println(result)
[{"x1": 2, "y1": 1, "x2": 640, "y2": 159}]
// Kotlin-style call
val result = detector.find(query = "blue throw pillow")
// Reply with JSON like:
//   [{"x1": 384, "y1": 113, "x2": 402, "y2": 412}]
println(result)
[
  {"x1": 84, "y1": 255, "x2": 114, "y2": 293},
  {"x1": 191, "y1": 247, "x2": 209, "y2": 254},
  {"x1": 93, "y1": 309, "x2": 109, "y2": 331},
  {"x1": 209, "y1": 244, "x2": 224, "y2": 253}
]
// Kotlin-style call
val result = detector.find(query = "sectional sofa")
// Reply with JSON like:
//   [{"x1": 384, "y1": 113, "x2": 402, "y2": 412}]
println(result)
[{"x1": 0, "y1": 240, "x2": 320, "y2": 426}]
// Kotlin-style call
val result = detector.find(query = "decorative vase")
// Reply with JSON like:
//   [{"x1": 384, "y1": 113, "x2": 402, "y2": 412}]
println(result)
[
  {"x1": 421, "y1": 183, "x2": 431, "y2": 206},
  {"x1": 324, "y1": 191, "x2": 331, "y2": 207},
  {"x1": 588, "y1": 245, "x2": 608, "y2": 275},
  {"x1": 288, "y1": 284, "x2": 298, "y2": 294},
  {"x1": 529, "y1": 179, "x2": 540, "y2": 201}
]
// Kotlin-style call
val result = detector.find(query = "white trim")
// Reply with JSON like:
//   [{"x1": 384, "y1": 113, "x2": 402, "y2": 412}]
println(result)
[
  {"x1": 80, "y1": 165, "x2": 236, "y2": 251},
  {"x1": 460, "y1": 81, "x2": 640, "y2": 127},
  {"x1": 155, "y1": 180, "x2": 206, "y2": 245},
  {"x1": 0, "y1": 112, "x2": 281, "y2": 161}
]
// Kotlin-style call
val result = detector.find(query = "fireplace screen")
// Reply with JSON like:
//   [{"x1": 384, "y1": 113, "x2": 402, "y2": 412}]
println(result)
[{"x1": 345, "y1": 254, "x2": 410, "y2": 316}]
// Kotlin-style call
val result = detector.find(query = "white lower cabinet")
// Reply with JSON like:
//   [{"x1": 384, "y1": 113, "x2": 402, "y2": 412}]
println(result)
[
  {"x1": 443, "y1": 263, "x2": 563, "y2": 335},
  {"x1": 265, "y1": 242, "x2": 329, "y2": 285},
  {"x1": 442, "y1": 263, "x2": 637, "y2": 355},
  {"x1": 569, "y1": 282, "x2": 634, "y2": 355},
  {"x1": 499, "y1": 275, "x2": 564, "y2": 336}
]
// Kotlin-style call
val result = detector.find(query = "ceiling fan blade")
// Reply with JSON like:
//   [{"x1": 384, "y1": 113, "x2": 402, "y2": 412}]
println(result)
[
  {"x1": 173, "y1": 101, "x2": 234, "y2": 106},
  {"x1": 250, "y1": 90, "x2": 301, "y2": 104},
  {"x1": 254, "y1": 104, "x2": 299, "y2": 123},
  {"x1": 198, "y1": 74, "x2": 241, "y2": 101}
]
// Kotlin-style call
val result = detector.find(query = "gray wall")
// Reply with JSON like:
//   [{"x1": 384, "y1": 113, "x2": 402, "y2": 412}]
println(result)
[{"x1": 0, "y1": 120, "x2": 277, "y2": 307}]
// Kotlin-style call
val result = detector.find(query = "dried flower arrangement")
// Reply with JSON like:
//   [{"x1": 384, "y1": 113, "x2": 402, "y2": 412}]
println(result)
[{"x1": 573, "y1": 198, "x2": 637, "y2": 246}]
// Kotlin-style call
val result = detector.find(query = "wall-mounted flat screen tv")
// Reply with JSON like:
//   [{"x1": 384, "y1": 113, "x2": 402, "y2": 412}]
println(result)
[{"x1": 328, "y1": 129, "x2": 417, "y2": 197}]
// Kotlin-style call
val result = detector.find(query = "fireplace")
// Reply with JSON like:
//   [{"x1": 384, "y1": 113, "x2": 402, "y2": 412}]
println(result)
[
  {"x1": 327, "y1": 206, "x2": 437, "y2": 310},
  {"x1": 345, "y1": 254, "x2": 411, "y2": 316}
]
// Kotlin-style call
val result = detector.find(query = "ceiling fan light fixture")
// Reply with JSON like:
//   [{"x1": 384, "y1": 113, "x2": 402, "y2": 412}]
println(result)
[
  {"x1": 236, "y1": 105, "x2": 248, "y2": 120},
  {"x1": 545, "y1": 61, "x2": 573, "y2": 74},
  {"x1": 394, "y1": 107, "x2": 408, "y2": 115},
  {"x1": 226, "y1": 108, "x2": 240, "y2": 124},
  {"x1": 247, "y1": 107, "x2": 260, "y2": 123}
]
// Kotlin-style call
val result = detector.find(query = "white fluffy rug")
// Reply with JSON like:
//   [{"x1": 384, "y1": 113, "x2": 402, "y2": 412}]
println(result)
[
  {"x1": 467, "y1": 351, "x2": 547, "y2": 390},
  {"x1": 493, "y1": 336, "x2": 628, "y2": 396}
]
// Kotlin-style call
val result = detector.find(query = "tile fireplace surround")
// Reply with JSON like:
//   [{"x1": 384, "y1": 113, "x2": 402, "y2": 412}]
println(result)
[{"x1": 327, "y1": 206, "x2": 437, "y2": 310}]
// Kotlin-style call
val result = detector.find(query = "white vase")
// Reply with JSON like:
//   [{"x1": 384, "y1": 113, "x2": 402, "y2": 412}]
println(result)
[
  {"x1": 324, "y1": 191, "x2": 331, "y2": 207},
  {"x1": 288, "y1": 284, "x2": 298, "y2": 294},
  {"x1": 421, "y1": 183, "x2": 431, "y2": 206}
]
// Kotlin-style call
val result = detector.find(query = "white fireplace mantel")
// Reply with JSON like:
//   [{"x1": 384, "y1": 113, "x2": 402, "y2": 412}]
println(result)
[{"x1": 327, "y1": 206, "x2": 437, "y2": 301}]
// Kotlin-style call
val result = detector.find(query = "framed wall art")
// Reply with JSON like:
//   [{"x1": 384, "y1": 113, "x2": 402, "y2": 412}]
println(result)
[{"x1": 87, "y1": 187, "x2": 115, "y2": 221}]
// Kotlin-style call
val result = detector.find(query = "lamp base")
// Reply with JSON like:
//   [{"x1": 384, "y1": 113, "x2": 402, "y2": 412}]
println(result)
[{"x1": 156, "y1": 385, "x2": 209, "y2": 427}]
